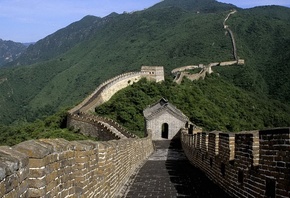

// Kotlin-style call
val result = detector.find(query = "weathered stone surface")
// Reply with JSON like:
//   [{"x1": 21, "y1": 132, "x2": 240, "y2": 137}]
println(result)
[
  {"x1": 13, "y1": 140, "x2": 52, "y2": 159},
  {"x1": 0, "y1": 181, "x2": 5, "y2": 197},
  {"x1": 0, "y1": 164, "x2": 6, "y2": 180},
  {"x1": 0, "y1": 146, "x2": 29, "y2": 168},
  {"x1": 76, "y1": 140, "x2": 98, "y2": 149},
  {"x1": 0, "y1": 153, "x2": 19, "y2": 175},
  {"x1": 27, "y1": 188, "x2": 46, "y2": 197},
  {"x1": 29, "y1": 167, "x2": 49, "y2": 178},
  {"x1": 71, "y1": 141, "x2": 95, "y2": 151},
  {"x1": 38, "y1": 138, "x2": 72, "y2": 152}
]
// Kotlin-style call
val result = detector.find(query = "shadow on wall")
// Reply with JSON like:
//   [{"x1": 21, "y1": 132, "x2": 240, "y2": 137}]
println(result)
[{"x1": 165, "y1": 133, "x2": 232, "y2": 197}]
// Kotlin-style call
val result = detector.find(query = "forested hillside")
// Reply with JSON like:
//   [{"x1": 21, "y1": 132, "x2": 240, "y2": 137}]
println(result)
[
  {"x1": 0, "y1": 39, "x2": 27, "y2": 67},
  {"x1": 0, "y1": 0, "x2": 289, "y2": 136},
  {"x1": 222, "y1": 5, "x2": 290, "y2": 102},
  {"x1": 95, "y1": 78, "x2": 290, "y2": 134}
]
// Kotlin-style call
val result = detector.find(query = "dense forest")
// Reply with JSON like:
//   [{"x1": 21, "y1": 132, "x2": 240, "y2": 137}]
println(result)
[
  {"x1": 0, "y1": 109, "x2": 97, "y2": 146},
  {"x1": 0, "y1": 0, "x2": 290, "y2": 145}
]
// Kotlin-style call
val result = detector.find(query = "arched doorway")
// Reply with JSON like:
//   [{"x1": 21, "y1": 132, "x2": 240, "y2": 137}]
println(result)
[{"x1": 161, "y1": 123, "x2": 169, "y2": 139}]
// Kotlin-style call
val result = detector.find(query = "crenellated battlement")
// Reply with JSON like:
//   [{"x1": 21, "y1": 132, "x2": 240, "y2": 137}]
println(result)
[{"x1": 181, "y1": 128, "x2": 290, "y2": 198}]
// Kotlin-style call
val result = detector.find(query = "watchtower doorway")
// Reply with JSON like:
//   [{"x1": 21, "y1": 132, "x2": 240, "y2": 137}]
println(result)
[{"x1": 161, "y1": 123, "x2": 169, "y2": 139}]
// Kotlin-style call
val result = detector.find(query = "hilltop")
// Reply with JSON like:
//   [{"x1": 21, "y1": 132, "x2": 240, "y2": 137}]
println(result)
[{"x1": 0, "y1": 0, "x2": 289, "y2": 131}]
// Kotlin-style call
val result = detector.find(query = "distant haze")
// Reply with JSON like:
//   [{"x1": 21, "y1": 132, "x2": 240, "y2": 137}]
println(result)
[{"x1": 0, "y1": 0, "x2": 289, "y2": 43}]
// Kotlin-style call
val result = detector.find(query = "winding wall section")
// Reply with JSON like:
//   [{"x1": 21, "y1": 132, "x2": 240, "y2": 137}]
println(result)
[
  {"x1": 68, "y1": 66, "x2": 164, "y2": 140},
  {"x1": 172, "y1": 10, "x2": 245, "y2": 84},
  {"x1": 224, "y1": 10, "x2": 238, "y2": 61}
]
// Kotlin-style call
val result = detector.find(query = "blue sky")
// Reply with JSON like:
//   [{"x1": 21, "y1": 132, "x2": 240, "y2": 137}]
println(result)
[{"x1": 0, "y1": 0, "x2": 289, "y2": 43}]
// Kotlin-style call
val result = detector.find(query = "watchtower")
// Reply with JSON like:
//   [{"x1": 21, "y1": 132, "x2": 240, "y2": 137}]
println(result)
[{"x1": 141, "y1": 66, "x2": 164, "y2": 82}]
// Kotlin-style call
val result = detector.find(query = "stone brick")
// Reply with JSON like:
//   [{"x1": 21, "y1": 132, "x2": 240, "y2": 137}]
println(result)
[
  {"x1": 45, "y1": 171, "x2": 58, "y2": 184},
  {"x1": 29, "y1": 158, "x2": 46, "y2": 169},
  {"x1": 16, "y1": 180, "x2": 28, "y2": 197},
  {"x1": 28, "y1": 176, "x2": 46, "y2": 188},
  {"x1": 0, "y1": 181, "x2": 5, "y2": 197},
  {"x1": 0, "y1": 153, "x2": 19, "y2": 176},
  {"x1": 0, "y1": 146, "x2": 29, "y2": 168},
  {"x1": 13, "y1": 140, "x2": 52, "y2": 159},
  {"x1": 0, "y1": 134, "x2": 154, "y2": 198},
  {"x1": 38, "y1": 138, "x2": 72, "y2": 152},
  {"x1": 17, "y1": 167, "x2": 29, "y2": 182},
  {"x1": 27, "y1": 187, "x2": 46, "y2": 197},
  {"x1": 4, "y1": 173, "x2": 19, "y2": 193},
  {"x1": 47, "y1": 161, "x2": 61, "y2": 173},
  {"x1": 3, "y1": 189, "x2": 17, "y2": 198},
  {"x1": 0, "y1": 163, "x2": 7, "y2": 181},
  {"x1": 29, "y1": 167, "x2": 48, "y2": 178},
  {"x1": 46, "y1": 179, "x2": 57, "y2": 192}
]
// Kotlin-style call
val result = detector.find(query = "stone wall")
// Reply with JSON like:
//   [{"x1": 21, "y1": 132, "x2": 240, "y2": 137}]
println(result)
[
  {"x1": 80, "y1": 72, "x2": 144, "y2": 113},
  {"x1": 0, "y1": 135, "x2": 153, "y2": 197},
  {"x1": 69, "y1": 66, "x2": 164, "y2": 114},
  {"x1": 67, "y1": 113, "x2": 122, "y2": 140},
  {"x1": 69, "y1": 72, "x2": 146, "y2": 114},
  {"x1": 67, "y1": 66, "x2": 164, "y2": 141},
  {"x1": 181, "y1": 128, "x2": 290, "y2": 198}
]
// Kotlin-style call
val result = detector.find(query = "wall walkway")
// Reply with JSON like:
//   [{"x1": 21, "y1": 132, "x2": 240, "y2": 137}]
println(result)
[{"x1": 122, "y1": 140, "x2": 231, "y2": 197}]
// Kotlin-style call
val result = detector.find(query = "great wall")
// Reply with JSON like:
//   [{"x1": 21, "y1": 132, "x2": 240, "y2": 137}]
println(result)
[
  {"x1": 0, "y1": 10, "x2": 289, "y2": 198},
  {"x1": 0, "y1": 63, "x2": 289, "y2": 197},
  {"x1": 0, "y1": 66, "x2": 163, "y2": 198},
  {"x1": 172, "y1": 10, "x2": 245, "y2": 84}
]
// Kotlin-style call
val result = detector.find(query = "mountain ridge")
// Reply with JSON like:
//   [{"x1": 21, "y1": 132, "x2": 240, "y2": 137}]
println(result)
[
  {"x1": 3, "y1": 15, "x2": 109, "y2": 67},
  {"x1": 149, "y1": 0, "x2": 237, "y2": 12}
]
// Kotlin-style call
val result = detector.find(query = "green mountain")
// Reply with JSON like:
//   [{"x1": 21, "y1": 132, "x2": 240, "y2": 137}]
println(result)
[
  {"x1": 0, "y1": 39, "x2": 27, "y2": 67},
  {"x1": 150, "y1": 0, "x2": 237, "y2": 12},
  {"x1": 221, "y1": 5, "x2": 290, "y2": 102},
  {"x1": 0, "y1": 0, "x2": 289, "y2": 132},
  {"x1": 4, "y1": 15, "x2": 108, "y2": 67}
]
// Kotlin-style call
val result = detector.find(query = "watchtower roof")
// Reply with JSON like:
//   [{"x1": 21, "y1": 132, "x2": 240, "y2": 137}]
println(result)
[{"x1": 143, "y1": 98, "x2": 188, "y2": 122}]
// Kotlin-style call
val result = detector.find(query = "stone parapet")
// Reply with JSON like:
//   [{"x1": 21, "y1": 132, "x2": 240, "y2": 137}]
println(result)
[
  {"x1": 0, "y1": 135, "x2": 154, "y2": 197},
  {"x1": 69, "y1": 66, "x2": 164, "y2": 115},
  {"x1": 181, "y1": 128, "x2": 290, "y2": 198}
]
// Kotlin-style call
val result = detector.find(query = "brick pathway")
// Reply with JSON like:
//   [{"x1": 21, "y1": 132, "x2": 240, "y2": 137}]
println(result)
[{"x1": 121, "y1": 139, "x2": 232, "y2": 198}]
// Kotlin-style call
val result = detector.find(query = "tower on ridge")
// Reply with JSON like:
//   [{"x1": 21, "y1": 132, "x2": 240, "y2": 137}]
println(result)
[{"x1": 141, "y1": 66, "x2": 165, "y2": 83}]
